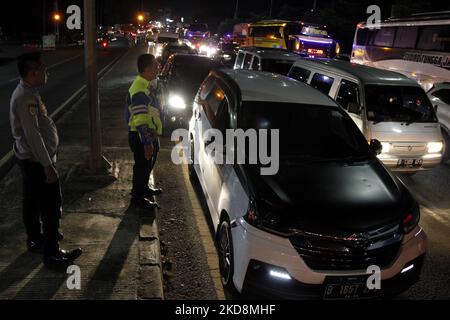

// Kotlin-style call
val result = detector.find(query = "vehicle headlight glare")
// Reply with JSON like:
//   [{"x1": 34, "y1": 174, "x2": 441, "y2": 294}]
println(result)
[
  {"x1": 427, "y1": 142, "x2": 443, "y2": 154},
  {"x1": 168, "y1": 95, "x2": 186, "y2": 110}
]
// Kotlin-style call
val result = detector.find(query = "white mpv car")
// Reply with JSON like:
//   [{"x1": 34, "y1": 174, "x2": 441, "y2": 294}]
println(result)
[{"x1": 188, "y1": 69, "x2": 427, "y2": 299}]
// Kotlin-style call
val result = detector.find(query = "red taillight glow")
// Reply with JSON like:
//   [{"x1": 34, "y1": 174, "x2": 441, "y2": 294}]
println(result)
[
  {"x1": 102, "y1": 42, "x2": 108, "y2": 47},
  {"x1": 403, "y1": 214, "x2": 413, "y2": 225}
]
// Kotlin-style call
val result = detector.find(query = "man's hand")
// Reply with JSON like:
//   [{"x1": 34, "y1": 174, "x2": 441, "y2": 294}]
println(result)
[
  {"x1": 144, "y1": 144, "x2": 154, "y2": 160},
  {"x1": 44, "y1": 165, "x2": 59, "y2": 184}
]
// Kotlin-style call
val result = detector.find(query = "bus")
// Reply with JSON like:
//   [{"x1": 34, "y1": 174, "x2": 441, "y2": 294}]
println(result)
[
  {"x1": 351, "y1": 12, "x2": 450, "y2": 92},
  {"x1": 247, "y1": 20, "x2": 339, "y2": 58}
]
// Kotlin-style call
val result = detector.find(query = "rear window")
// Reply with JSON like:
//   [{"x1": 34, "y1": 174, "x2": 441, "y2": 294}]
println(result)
[
  {"x1": 289, "y1": 66, "x2": 311, "y2": 83},
  {"x1": 261, "y1": 59, "x2": 294, "y2": 76},
  {"x1": 355, "y1": 28, "x2": 369, "y2": 46},
  {"x1": 310, "y1": 73, "x2": 334, "y2": 95},
  {"x1": 250, "y1": 26, "x2": 282, "y2": 39},
  {"x1": 158, "y1": 37, "x2": 178, "y2": 43}
]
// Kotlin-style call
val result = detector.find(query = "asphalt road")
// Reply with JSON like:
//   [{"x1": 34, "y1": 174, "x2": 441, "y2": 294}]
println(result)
[{"x1": 0, "y1": 38, "x2": 130, "y2": 161}]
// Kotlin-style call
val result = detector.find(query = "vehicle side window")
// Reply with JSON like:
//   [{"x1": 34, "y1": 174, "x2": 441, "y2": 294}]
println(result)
[
  {"x1": 310, "y1": 73, "x2": 334, "y2": 95},
  {"x1": 373, "y1": 27, "x2": 396, "y2": 47},
  {"x1": 204, "y1": 86, "x2": 225, "y2": 125},
  {"x1": 235, "y1": 52, "x2": 245, "y2": 68},
  {"x1": 336, "y1": 80, "x2": 360, "y2": 113},
  {"x1": 216, "y1": 99, "x2": 231, "y2": 134},
  {"x1": 199, "y1": 76, "x2": 215, "y2": 100},
  {"x1": 243, "y1": 54, "x2": 253, "y2": 70},
  {"x1": 417, "y1": 25, "x2": 450, "y2": 52},
  {"x1": 290, "y1": 66, "x2": 311, "y2": 83},
  {"x1": 393, "y1": 26, "x2": 418, "y2": 49},
  {"x1": 160, "y1": 58, "x2": 172, "y2": 76},
  {"x1": 251, "y1": 56, "x2": 261, "y2": 70},
  {"x1": 432, "y1": 89, "x2": 450, "y2": 105}
]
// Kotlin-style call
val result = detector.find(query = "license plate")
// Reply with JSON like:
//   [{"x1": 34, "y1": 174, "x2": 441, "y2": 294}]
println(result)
[
  {"x1": 397, "y1": 158, "x2": 423, "y2": 168},
  {"x1": 323, "y1": 276, "x2": 379, "y2": 300}
]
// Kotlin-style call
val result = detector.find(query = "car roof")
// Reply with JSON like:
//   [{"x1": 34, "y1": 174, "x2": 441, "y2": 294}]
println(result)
[
  {"x1": 292, "y1": 58, "x2": 419, "y2": 86},
  {"x1": 172, "y1": 54, "x2": 222, "y2": 64},
  {"x1": 219, "y1": 69, "x2": 338, "y2": 106},
  {"x1": 238, "y1": 47, "x2": 302, "y2": 61}
]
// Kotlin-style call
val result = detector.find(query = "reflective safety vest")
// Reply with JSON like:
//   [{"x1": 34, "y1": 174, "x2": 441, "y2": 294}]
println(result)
[{"x1": 125, "y1": 75, "x2": 163, "y2": 144}]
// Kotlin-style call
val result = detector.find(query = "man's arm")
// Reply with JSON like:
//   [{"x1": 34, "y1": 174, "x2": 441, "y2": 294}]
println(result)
[{"x1": 16, "y1": 98, "x2": 58, "y2": 183}]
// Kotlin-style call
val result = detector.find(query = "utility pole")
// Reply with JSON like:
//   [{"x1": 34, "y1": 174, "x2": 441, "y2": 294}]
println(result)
[
  {"x1": 234, "y1": 0, "x2": 239, "y2": 19},
  {"x1": 312, "y1": 0, "x2": 317, "y2": 11},
  {"x1": 42, "y1": 0, "x2": 47, "y2": 35},
  {"x1": 54, "y1": 0, "x2": 59, "y2": 42},
  {"x1": 84, "y1": 0, "x2": 109, "y2": 172},
  {"x1": 269, "y1": 0, "x2": 274, "y2": 18}
]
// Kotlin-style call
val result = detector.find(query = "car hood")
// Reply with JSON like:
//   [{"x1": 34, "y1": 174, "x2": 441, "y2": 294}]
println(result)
[{"x1": 246, "y1": 159, "x2": 413, "y2": 233}]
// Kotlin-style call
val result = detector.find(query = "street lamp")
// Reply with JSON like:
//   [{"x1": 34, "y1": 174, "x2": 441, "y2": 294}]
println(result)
[
  {"x1": 137, "y1": 14, "x2": 144, "y2": 23},
  {"x1": 53, "y1": 12, "x2": 61, "y2": 42}
]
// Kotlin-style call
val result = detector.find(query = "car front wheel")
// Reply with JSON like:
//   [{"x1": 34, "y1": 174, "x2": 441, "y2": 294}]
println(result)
[{"x1": 218, "y1": 219, "x2": 236, "y2": 293}]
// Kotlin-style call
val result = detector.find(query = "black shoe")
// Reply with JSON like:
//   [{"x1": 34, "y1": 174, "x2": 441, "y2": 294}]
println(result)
[
  {"x1": 44, "y1": 248, "x2": 83, "y2": 268},
  {"x1": 27, "y1": 238, "x2": 44, "y2": 253},
  {"x1": 131, "y1": 197, "x2": 159, "y2": 210},
  {"x1": 143, "y1": 188, "x2": 163, "y2": 197}
]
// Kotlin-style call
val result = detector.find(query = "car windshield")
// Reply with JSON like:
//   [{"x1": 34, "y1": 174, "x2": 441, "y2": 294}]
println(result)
[
  {"x1": 158, "y1": 37, "x2": 178, "y2": 43},
  {"x1": 301, "y1": 26, "x2": 329, "y2": 37},
  {"x1": 174, "y1": 59, "x2": 222, "y2": 86},
  {"x1": 261, "y1": 59, "x2": 295, "y2": 76},
  {"x1": 365, "y1": 85, "x2": 437, "y2": 123},
  {"x1": 240, "y1": 102, "x2": 370, "y2": 161}
]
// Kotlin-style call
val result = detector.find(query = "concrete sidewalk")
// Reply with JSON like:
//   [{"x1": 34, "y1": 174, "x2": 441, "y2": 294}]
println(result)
[{"x1": 0, "y1": 46, "x2": 163, "y2": 300}]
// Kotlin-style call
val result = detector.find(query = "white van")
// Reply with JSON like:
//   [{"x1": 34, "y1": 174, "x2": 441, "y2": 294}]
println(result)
[{"x1": 288, "y1": 59, "x2": 444, "y2": 172}]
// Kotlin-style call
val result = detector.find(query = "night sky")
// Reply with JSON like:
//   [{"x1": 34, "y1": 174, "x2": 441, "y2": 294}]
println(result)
[{"x1": 1, "y1": 0, "x2": 448, "y2": 35}]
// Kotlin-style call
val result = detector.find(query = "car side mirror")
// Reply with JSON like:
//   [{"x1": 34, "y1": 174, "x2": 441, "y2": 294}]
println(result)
[
  {"x1": 347, "y1": 102, "x2": 362, "y2": 114},
  {"x1": 369, "y1": 139, "x2": 383, "y2": 156}
]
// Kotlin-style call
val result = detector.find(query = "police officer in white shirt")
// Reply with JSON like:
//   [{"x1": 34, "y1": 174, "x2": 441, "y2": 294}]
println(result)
[{"x1": 10, "y1": 51, "x2": 82, "y2": 268}]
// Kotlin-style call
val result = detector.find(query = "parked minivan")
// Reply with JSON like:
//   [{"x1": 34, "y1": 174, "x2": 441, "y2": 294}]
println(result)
[
  {"x1": 234, "y1": 47, "x2": 302, "y2": 76},
  {"x1": 188, "y1": 69, "x2": 427, "y2": 299},
  {"x1": 288, "y1": 59, "x2": 444, "y2": 172}
]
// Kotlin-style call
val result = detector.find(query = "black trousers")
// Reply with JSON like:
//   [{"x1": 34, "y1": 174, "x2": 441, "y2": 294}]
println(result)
[
  {"x1": 18, "y1": 159, "x2": 61, "y2": 256},
  {"x1": 128, "y1": 132, "x2": 159, "y2": 199}
]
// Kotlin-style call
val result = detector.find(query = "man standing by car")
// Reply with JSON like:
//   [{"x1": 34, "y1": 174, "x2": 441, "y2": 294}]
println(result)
[
  {"x1": 10, "y1": 51, "x2": 82, "y2": 268},
  {"x1": 126, "y1": 54, "x2": 163, "y2": 209}
]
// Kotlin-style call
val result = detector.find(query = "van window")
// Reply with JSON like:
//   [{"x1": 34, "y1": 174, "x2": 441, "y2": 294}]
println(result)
[
  {"x1": 373, "y1": 27, "x2": 396, "y2": 47},
  {"x1": 261, "y1": 59, "x2": 294, "y2": 75},
  {"x1": 235, "y1": 52, "x2": 245, "y2": 68},
  {"x1": 243, "y1": 54, "x2": 253, "y2": 69},
  {"x1": 289, "y1": 66, "x2": 311, "y2": 83},
  {"x1": 310, "y1": 73, "x2": 334, "y2": 95},
  {"x1": 336, "y1": 80, "x2": 360, "y2": 111},
  {"x1": 393, "y1": 26, "x2": 418, "y2": 49},
  {"x1": 417, "y1": 25, "x2": 450, "y2": 52},
  {"x1": 251, "y1": 56, "x2": 261, "y2": 70}
]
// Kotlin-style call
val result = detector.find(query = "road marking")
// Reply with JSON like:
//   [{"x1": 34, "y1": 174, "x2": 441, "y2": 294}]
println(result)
[
  {"x1": 0, "y1": 50, "x2": 128, "y2": 176},
  {"x1": 180, "y1": 163, "x2": 226, "y2": 300},
  {"x1": 8, "y1": 54, "x2": 83, "y2": 83}
]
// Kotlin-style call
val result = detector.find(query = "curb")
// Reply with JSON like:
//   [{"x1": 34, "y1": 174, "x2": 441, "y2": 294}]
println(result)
[
  {"x1": 138, "y1": 210, "x2": 164, "y2": 300},
  {"x1": 0, "y1": 49, "x2": 128, "y2": 180}
]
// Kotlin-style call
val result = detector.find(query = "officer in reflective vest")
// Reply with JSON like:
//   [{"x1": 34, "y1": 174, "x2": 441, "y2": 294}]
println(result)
[{"x1": 126, "y1": 54, "x2": 163, "y2": 209}]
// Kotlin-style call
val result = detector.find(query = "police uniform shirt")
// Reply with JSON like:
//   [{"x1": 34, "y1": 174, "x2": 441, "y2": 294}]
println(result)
[{"x1": 10, "y1": 80, "x2": 59, "y2": 167}]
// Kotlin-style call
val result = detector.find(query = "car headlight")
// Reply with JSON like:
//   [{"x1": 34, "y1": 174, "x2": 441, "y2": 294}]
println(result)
[
  {"x1": 168, "y1": 95, "x2": 186, "y2": 110},
  {"x1": 381, "y1": 142, "x2": 391, "y2": 154},
  {"x1": 427, "y1": 141, "x2": 443, "y2": 154}
]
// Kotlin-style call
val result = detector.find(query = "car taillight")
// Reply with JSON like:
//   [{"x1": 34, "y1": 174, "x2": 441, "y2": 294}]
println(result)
[{"x1": 401, "y1": 206, "x2": 420, "y2": 234}]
